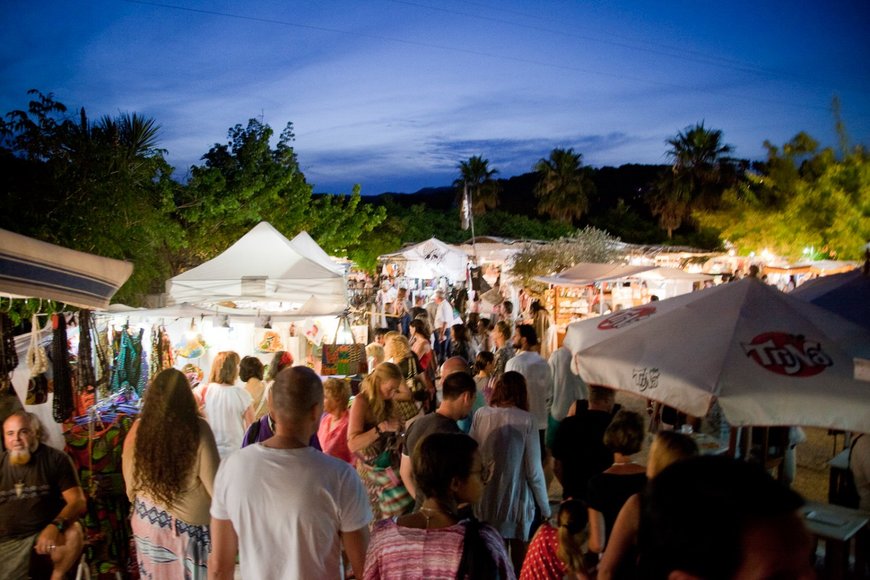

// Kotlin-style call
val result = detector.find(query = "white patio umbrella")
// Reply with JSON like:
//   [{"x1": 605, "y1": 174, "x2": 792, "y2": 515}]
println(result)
[{"x1": 563, "y1": 278, "x2": 870, "y2": 432}]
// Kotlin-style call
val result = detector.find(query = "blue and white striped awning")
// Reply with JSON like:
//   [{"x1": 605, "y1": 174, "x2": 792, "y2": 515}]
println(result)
[{"x1": 0, "y1": 229, "x2": 133, "y2": 310}]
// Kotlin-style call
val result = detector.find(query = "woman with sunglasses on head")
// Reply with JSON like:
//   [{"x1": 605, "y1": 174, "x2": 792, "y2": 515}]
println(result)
[{"x1": 363, "y1": 432, "x2": 514, "y2": 579}]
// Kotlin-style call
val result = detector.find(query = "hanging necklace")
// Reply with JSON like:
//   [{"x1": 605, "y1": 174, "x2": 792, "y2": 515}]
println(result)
[{"x1": 419, "y1": 506, "x2": 449, "y2": 529}]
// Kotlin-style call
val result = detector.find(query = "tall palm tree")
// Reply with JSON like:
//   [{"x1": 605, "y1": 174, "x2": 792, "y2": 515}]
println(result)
[
  {"x1": 666, "y1": 121, "x2": 734, "y2": 208},
  {"x1": 454, "y1": 155, "x2": 499, "y2": 216},
  {"x1": 533, "y1": 147, "x2": 594, "y2": 223},
  {"x1": 651, "y1": 122, "x2": 735, "y2": 238}
]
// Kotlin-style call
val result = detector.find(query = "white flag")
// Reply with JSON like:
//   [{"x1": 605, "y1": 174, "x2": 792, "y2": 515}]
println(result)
[{"x1": 460, "y1": 182, "x2": 471, "y2": 230}]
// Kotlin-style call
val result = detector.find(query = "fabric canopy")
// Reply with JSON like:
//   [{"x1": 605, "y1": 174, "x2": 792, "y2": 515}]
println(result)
[
  {"x1": 564, "y1": 279, "x2": 870, "y2": 431},
  {"x1": 289, "y1": 231, "x2": 345, "y2": 275},
  {"x1": 535, "y1": 263, "x2": 656, "y2": 287},
  {"x1": 631, "y1": 267, "x2": 712, "y2": 282},
  {"x1": 0, "y1": 228, "x2": 133, "y2": 310},
  {"x1": 381, "y1": 238, "x2": 469, "y2": 283},
  {"x1": 166, "y1": 222, "x2": 347, "y2": 316}
]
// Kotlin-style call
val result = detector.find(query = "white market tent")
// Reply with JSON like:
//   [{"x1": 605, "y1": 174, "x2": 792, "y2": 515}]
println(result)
[
  {"x1": 0, "y1": 228, "x2": 133, "y2": 310},
  {"x1": 534, "y1": 263, "x2": 657, "y2": 287},
  {"x1": 632, "y1": 266, "x2": 713, "y2": 300},
  {"x1": 289, "y1": 231, "x2": 345, "y2": 275},
  {"x1": 381, "y1": 238, "x2": 469, "y2": 283},
  {"x1": 165, "y1": 221, "x2": 347, "y2": 317}
]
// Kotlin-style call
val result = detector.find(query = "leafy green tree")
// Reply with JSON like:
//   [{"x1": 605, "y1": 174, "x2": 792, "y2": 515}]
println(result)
[
  {"x1": 509, "y1": 226, "x2": 622, "y2": 295},
  {"x1": 177, "y1": 119, "x2": 386, "y2": 269},
  {"x1": 533, "y1": 147, "x2": 595, "y2": 223},
  {"x1": 695, "y1": 132, "x2": 870, "y2": 260},
  {"x1": 0, "y1": 91, "x2": 182, "y2": 304},
  {"x1": 454, "y1": 155, "x2": 500, "y2": 217}
]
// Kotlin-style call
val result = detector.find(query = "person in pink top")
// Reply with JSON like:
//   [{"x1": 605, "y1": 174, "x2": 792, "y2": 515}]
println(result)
[
  {"x1": 363, "y1": 433, "x2": 514, "y2": 579},
  {"x1": 318, "y1": 378, "x2": 353, "y2": 463}
]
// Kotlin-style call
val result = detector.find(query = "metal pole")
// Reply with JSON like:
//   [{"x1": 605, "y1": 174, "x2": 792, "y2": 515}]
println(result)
[{"x1": 469, "y1": 182, "x2": 477, "y2": 263}]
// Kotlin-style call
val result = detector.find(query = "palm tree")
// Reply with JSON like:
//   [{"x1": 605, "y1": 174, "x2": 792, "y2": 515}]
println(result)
[
  {"x1": 454, "y1": 155, "x2": 499, "y2": 216},
  {"x1": 650, "y1": 122, "x2": 735, "y2": 238},
  {"x1": 533, "y1": 147, "x2": 594, "y2": 223},
  {"x1": 666, "y1": 121, "x2": 734, "y2": 208}
]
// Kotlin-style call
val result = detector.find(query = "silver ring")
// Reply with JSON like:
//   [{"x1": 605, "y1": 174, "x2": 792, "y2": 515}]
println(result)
[{"x1": 49, "y1": 545, "x2": 56, "y2": 550}]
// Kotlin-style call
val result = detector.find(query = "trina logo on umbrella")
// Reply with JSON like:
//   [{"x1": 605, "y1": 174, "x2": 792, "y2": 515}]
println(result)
[
  {"x1": 741, "y1": 332, "x2": 833, "y2": 377},
  {"x1": 597, "y1": 307, "x2": 657, "y2": 330}
]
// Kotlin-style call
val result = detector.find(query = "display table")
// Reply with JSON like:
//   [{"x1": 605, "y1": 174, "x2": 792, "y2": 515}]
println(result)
[{"x1": 802, "y1": 500, "x2": 869, "y2": 579}]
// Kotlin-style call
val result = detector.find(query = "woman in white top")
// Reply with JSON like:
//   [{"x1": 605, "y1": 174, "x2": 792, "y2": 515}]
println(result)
[
  {"x1": 470, "y1": 370, "x2": 551, "y2": 573},
  {"x1": 199, "y1": 351, "x2": 253, "y2": 461}
]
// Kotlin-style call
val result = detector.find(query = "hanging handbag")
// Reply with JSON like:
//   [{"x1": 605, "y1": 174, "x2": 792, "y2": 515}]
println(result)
[{"x1": 321, "y1": 316, "x2": 367, "y2": 376}]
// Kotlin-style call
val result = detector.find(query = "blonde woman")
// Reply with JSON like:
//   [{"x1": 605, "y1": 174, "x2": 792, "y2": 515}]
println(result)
[
  {"x1": 383, "y1": 333, "x2": 427, "y2": 421},
  {"x1": 348, "y1": 362, "x2": 411, "y2": 519},
  {"x1": 198, "y1": 351, "x2": 254, "y2": 461}
]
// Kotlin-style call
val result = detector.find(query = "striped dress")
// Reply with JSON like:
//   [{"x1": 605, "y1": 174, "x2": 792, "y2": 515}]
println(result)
[{"x1": 363, "y1": 517, "x2": 515, "y2": 579}]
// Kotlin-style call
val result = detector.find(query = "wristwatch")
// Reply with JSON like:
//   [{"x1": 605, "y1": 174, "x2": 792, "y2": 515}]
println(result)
[{"x1": 51, "y1": 518, "x2": 67, "y2": 532}]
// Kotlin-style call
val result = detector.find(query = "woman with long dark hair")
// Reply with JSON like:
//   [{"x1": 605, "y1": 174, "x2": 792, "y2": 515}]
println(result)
[
  {"x1": 363, "y1": 433, "x2": 514, "y2": 579},
  {"x1": 122, "y1": 368, "x2": 220, "y2": 578}
]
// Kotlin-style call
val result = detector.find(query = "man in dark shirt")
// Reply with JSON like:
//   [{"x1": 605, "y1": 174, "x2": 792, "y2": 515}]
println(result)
[
  {"x1": 0, "y1": 411, "x2": 86, "y2": 579},
  {"x1": 551, "y1": 385, "x2": 617, "y2": 501},
  {"x1": 400, "y1": 370, "x2": 476, "y2": 500}
]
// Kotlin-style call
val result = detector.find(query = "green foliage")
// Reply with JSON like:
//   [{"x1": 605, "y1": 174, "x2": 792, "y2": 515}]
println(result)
[
  {"x1": 0, "y1": 91, "x2": 184, "y2": 304},
  {"x1": 695, "y1": 133, "x2": 870, "y2": 260},
  {"x1": 533, "y1": 147, "x2": 595, "y2": 223},
  {"x1": 509, "y1": 227, "x2": 622, "y2": 295},
  {"x1": 177, "y1": 120, "x2": 386, "y2": 271}
]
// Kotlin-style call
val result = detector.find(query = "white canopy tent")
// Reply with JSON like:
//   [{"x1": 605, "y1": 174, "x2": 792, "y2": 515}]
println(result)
[
  {"x1": 534, "y1": 263, "x2": 657, "y2": 287},
  {"x1": 381, "y1": 238, "x2": 469, "y2": 283},
  {"x1": 631, "y1": 266, "x2": 713, "y2": 300},
  {"x1": 166, "y1": 222, "x2": 347, "y2": 317}
]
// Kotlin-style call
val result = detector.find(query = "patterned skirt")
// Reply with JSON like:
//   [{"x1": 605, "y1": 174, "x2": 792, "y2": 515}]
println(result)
[{"x1": 131, "y1": 497, "x2": 210, "y2": 580}]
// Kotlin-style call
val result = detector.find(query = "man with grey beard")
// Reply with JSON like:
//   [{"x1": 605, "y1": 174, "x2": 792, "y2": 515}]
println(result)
[{"x1": 0, "y1": 411, "x2": 85, "y2": 580}]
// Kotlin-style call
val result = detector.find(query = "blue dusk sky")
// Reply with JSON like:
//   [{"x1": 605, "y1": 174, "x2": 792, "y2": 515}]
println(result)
[{"x1": 1, "y1": 1, "x2": 868, "y2": 195}]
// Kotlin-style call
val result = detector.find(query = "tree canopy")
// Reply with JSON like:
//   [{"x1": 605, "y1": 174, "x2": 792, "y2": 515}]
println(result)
[
  {"x1": 533, "y1": 147, "x2": 595, "y2": 223},
  {"x1": 695, "y1": 132, "x2": 870, "y2": 260}
]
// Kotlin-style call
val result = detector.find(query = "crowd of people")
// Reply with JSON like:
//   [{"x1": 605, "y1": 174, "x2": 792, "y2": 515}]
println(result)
[{"x1": 0, "y1": 284, "x2": 852, "y2": 579}]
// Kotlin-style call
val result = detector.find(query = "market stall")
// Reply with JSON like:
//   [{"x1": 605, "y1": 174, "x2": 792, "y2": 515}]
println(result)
[
  {"x1": 1, "y1": 230, "x2": 135, "y2": 578},
  {"x1": 535, "y1": 263, "x2": 656, "y2": 325},
  {"x1": 166, "y1": 221, "x2": 348, "y2": 317}
]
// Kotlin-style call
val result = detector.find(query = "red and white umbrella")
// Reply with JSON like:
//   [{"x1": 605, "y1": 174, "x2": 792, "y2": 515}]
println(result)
[{"x1": 564, "y1": 278, "x2": 870, "y2": 431}]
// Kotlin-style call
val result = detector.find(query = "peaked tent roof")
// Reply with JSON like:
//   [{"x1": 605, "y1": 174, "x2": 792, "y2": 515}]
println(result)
[
  {"x1": 289, "y1": 231, "x2": 344, "y2": 274},
  {"x1": 166, "y1": 222, "x2": 347, "y2": 316},
  {"x1": 381, "y1": 238, "x2": 469, "y2": 282},
  {"x1": 535, "y1": 263, "x2": 656, "y2": 287},
  {"x1": 0, "y1": 228, "x2": 133, "y2": 310}
]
